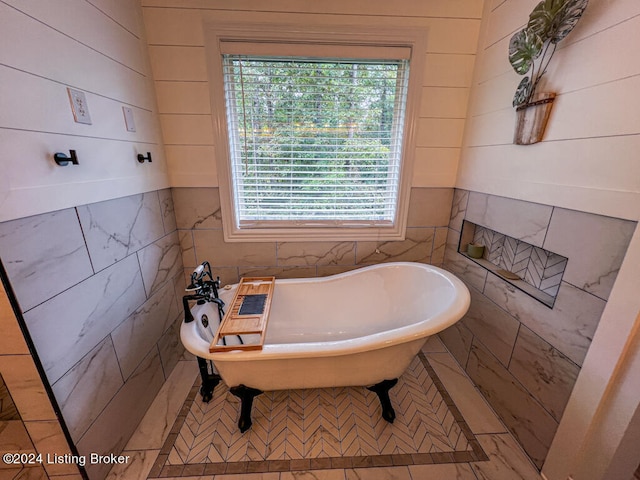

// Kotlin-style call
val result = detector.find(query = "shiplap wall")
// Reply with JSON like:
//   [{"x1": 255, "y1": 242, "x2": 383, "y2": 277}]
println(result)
[
  {"x1": 457, "y1": 0, "x2": 640, "y2": 221},
  {"x1": 458, "y1": 1, "x2": 640, "y2": 479},
  {"x1": 140, "y1": 0, "x2": 484, "y2": 189},
  {"x1": 0, "y1": 0, "x2": 169, "y2": 223}
]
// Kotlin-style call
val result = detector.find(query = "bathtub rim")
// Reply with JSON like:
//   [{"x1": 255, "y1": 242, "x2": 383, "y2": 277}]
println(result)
[{"x1": 180, "y1": 261, "x2": 470, "y2": 362}]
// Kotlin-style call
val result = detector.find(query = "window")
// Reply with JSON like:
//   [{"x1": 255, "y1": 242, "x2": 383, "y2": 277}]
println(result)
[{"x1": 207, "y1": 24, "x2": 426, "y2": 241}]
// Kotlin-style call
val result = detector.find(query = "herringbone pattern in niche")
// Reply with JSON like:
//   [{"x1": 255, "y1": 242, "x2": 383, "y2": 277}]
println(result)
[{"x1": 151, "y1": 353, "x2": 487, "y2": 477}]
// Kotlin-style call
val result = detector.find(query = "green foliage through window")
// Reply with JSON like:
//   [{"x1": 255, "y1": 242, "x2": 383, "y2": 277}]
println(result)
[{"x1": 223, "y1": 56, "x2": 409, "y2": 223}]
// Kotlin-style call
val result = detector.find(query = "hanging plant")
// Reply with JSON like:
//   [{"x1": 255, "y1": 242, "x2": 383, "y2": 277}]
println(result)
[{"x1": 509, "y1": 0, "x2": 589, "y2": 108}]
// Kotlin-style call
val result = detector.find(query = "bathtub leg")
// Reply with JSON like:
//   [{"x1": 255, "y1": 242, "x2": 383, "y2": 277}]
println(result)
[
  {"x1": 197, "y1": 356, "x2": 221, "y2": 403},
  {"x1": 368, "y1": 378, "x2": 398, "y2": 423},
  {"x1": 229, "y1": 385, "x2": 263, "y2": 433}
]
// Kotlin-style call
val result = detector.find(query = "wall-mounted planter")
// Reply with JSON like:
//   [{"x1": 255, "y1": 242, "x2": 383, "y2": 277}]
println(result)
[{"x1": 513, "y1": 93, "x2": 555, "y2": 145}]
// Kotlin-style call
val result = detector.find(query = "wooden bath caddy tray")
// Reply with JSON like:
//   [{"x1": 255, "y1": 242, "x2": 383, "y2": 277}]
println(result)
[{"x1": 209, "y1": 277, "x2": 275, "y2": 353}]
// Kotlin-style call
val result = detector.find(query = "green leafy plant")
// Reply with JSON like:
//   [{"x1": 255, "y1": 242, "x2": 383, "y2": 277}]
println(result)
[{"x1": 509, "y1": 0, "x2": 589, "y2": 108}]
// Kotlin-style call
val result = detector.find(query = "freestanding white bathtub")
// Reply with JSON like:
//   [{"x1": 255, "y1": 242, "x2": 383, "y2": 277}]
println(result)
[{"x1": 181, "y1": 262, "x2": 469, "y2": 431}]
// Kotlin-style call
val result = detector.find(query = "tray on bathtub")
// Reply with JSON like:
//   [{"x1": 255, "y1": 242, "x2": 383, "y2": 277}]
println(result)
[{"x1": 210, "y1": 277, "x2": 275, "y2": 352}]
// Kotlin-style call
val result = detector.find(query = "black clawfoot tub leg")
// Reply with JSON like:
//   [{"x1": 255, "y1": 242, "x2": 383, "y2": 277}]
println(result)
[
  {"x1": 368, "y1": 378, "x2": 398, "y2": 423},
  {"x1": 197, "y1": 356, "x2": 221, "y2": 403},
  {"x1": 230, "y1": 385, "x2": 263, "y2": 433}
]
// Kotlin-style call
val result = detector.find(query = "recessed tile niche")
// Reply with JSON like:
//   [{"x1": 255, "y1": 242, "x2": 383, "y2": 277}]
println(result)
[{"x1": 458, "y1": 220, "x2": 568, "y2": 308}]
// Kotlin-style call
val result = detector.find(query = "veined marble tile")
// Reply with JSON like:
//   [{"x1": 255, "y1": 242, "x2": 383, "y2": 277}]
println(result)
[
  {"x1": 421, "y1": 335, "x2": 447, "y2": 353},
  {"x1": 316, "y1": 264, "x2": 362, "y2": 277},
  {"x1": 172, "y1": 187, "x2": 222, "y2": 230},
  {"x1": 406, "y1": 188, "x2": 454, "y2": 227},
  {"x1": 105, "y1": 449, "x2": 159, "y2": 480},
  {"x1": 543, "y1": 208, "x2": 636, "y2": 300},
  {"x1": 431, "y1": 227, "x2": 448, "y2": 265},
  {"x1": 346, "y1": 466, "x2": 412, "y2": 479},
  {"x1": 77, "y1": 348, "x2": 165, "y2": 480},
  {"x1": 467, "y1": 341, "x2": 558, "y2": 469},
  {"x1": 278, "y1": 241, "x2": 356, "y2": 266},
  {"x1": 471, "y1": 433, "x2": 541, "y2": 480},
  {"x1": 426, "y1": 352, "x2": 505, "y2": 434},
  {"x1": 483, "y1": 275, "x2": 605, "y2": 366},
  {"x1": 356, "y1": 228, "x2": 433, "y2": 264},
  {"x1": 126, "y1": 361, "x2": 198, "y2": 451},
  {"x1": 509, "y1": 326, "x2": 580, "y2": 422},
  {"x1": 462, "y1": 288, "x2": 519, "y2": 367},
  {"x1": 437, "y1": 321, "x2": 473, "y2": 369},
  {"x1": 449, "y1": 189, "x2": 469, "y2": 233},
  {"x1": 111, "y1": 281, "x2": 180, "y2": 380},
  {"x1": 23, "y1": 254, "x2": 146, "y2": 384},
  {"x1": 178, "y1": 230, "x2": 197, "y2": 268},
  {"x1": 280, "y1": 469, "x2": 345, "y2": 480},
  {"x1": 78, "y1": 192, "x2": 165, "y2": 272},
  {"x1": 0, "y1": 208, "x2": 93, "y2": 311},
  {"x1": 238, "y1": 265, "x2": 317, "y2": 279},
  {"x1": 157, "y1": 312, "x2": 191, "y2": 376},
  {"x1": 193, "y1": 229, "x2": 276, "y2": 267},
  {"x1": 443, "y1": 229, "x2": 487, "y2": 291},
  {"x1": 465, "y1": 193, "x2": 552, "y2": 248},
  {"x1": 51, "y1": 337, "x2": 124, "y2": 441},
  {"x1": 159, "y1": 188, "x2": 177, "y2": 234},
  {"x1": 138, "y1": 231, "x2": 183, "y2": 298},
  {"x1": 0, "y1": 283, "x2": 29, "y2": 356},
  {"x1": 0, "y1": 420, "x2": 36, "y2": 455},
  {"x1": 408, "y1": 463, "x2": 478, "y2": 479}
]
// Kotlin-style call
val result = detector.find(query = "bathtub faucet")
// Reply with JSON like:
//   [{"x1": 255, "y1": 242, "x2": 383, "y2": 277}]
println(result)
[{"x1": 183, "y1": 262, "x2": 224, "y2": 323}]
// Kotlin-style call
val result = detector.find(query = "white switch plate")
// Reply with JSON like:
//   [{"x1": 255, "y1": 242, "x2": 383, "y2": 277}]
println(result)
[
  {"x1": 67, "y1": 88, "x2": 92, "y2": 125},
  {"x1": 122, "y1": 106, "x2": 136, "y2": 132}
]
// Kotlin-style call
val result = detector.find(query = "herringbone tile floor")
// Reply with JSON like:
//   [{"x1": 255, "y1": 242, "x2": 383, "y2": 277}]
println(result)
[{"x1": 150, "y1": 352, "x2": 486, "y2": 477}]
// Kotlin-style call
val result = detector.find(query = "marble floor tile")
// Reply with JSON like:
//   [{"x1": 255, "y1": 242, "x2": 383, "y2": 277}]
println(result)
[
  {"x1": 421, "y1": 335, "x2": 447, "y2": 353},
  {"x1": 346, "y1": 466, "x2": 411, "y2": 480},
  {"x1": 425, "y1": 352, "x2": 505, "y2": 434},
  {"x1": 408, "y1": 463, "x2": 478, "y2": 479},
  {"x1": 281, "y1": 470, "x2": 346, "y2": 480},
  {"x1": 126, "y1": 361, "x2": 198, "y2": 451},
  {"x1": 471, "y1": 434, "x2": 541, "y2": 480},
  {"x1": 106, "y1": 449, "x2": 160, "y2": 480}
]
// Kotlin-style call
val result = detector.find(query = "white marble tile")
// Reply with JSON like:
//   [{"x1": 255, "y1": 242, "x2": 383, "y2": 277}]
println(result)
[
  {"x1": 465, "y1": 193, "x2": 552, "y2": 247},
  {"x1": 159, "y1": 188, "x2": 177, "y2": 234},
  {"x1": 508, "y1": 326, "x2": 580, "y2": 422},
  {"x1": 105, "y1": 449, "x2": 159, "y2": 480},
  {"x1": 178, "y1": 230, "x2": 197, "y2": 268},
  {"x1": 431, "y1": 227, "x2": 448, "y2": 265},
  {"x1": 279, "y1": 241, "x2": 356, "y2": 266},
  {"x1": 217, "y1": 473, "x2": 280, "y2": 480},
  {"x1": 0, "y1": 208, "x2": 93, "y2": 311},
  {"x1": 78, "y1": 192, "x2": 165, "y2": 272},
  {"x1": 77, "y1": 348, "x2": 165, "y2": 480},
  {"x1": 449, "y1": 189, "x2": 469, "y2": 232},
  {"x1": 111, "y1": 281, "x2": 179, "y2": 380},
  {"x1": 426, "y1": 352, "x2": 505, "y2": 434},
  {"x1": 421, "y1": 335, "x2": 447, "y2": 353},
  {"x1": 346, "y1": 466, "x2": 411, "y2": 480},
  {"x1": 443, "y1": 229, "x2": 488, "y2": 292},
  {"x1": 437, "y1": 321, "x2": 473, "y2": 369},
  {"x1": 356, "y1": 229, "x2": 433, "y2": 264},
  {"x1": 157, "y1": 312, "x2": 191, "y2": 376},
  {"x1": 23, "y1": 254, "x2": 146, "y2": 384},
  {"x1": 471, "y1": 433, "x2": 541, "y2": 480},
  {"x1": 466, "y1": 341, "x2": 558, "y2": 469},
  {"x1": 483, "y1": 275, "x2": 605, "y2": 366},
  {"x1": 126, "y1": 361, "x2": 198, "y2": 450},
  {"x1": 543, "y1": 208, "x2": 636, "y2": 300},
  {"x1": 408, "y1": 463, "x2": 478, "y2": 479},
  {"x1": 23, "y1": 420, "x2": 79, "y2": 477},
  {"x1": 193, "y1": 229, "x2": 276, "y2": 267},
  {"x1": 51, "y1": 337, "x2": 124, "y2": 441},
  {"x1": 172, "y1": 187, "x2": 222, "y2": 230},
  {"x1": 138, "y1": 231, "x2": 183, "y2": 298},
  {"x1": 280, "y1": 470, "x2": 346, "y2": 480},
  {"x1": 462, "y1": 287, "x2": 519, "y2": 366}
]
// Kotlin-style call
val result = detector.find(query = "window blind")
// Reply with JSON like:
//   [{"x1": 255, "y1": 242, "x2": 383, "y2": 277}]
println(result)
[{"x1": 222, "y1": 55, "x2": 409, "y2": 226}]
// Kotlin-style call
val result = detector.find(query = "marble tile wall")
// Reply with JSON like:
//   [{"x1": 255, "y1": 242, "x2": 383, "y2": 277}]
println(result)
[
  {"x1": 173, "y1": 187, "x2": 453, "y2": 285},
  {"x1": 440, "y1": 188, "x2": 637, "y2": 470},
  {"x1": 0, "y1": 188, "x2": 186, "y2": 480}
]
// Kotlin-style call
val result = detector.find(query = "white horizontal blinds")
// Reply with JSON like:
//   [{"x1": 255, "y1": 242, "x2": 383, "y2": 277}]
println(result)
[{"x1": 222, "y1": 55, "x2": 409, "y2": 225}]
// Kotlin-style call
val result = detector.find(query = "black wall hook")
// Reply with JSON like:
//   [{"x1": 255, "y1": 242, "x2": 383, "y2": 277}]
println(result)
[
  {"x1": 54, "y1": 150, "x2": 79, "y2": 166},
  {"x1": 137, "y1": 152, "x2": 152, "y2": 163}
]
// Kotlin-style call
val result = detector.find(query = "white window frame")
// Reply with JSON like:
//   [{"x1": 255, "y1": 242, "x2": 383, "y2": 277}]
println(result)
[{"x1": 205, "y1": 21, "x2": 426, "y2": 242}]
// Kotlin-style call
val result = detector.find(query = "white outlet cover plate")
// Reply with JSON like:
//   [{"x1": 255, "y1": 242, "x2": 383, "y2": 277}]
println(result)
[{"x1": 67, "y1": 88, "x2": 92, "y2": 125}]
